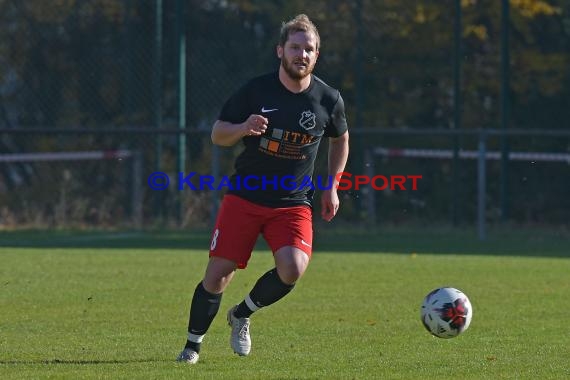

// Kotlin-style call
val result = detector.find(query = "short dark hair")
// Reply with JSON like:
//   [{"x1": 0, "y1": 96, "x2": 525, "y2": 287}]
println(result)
[{"x1": 279, "y1": 14, "x2": 320, "y2": 50}]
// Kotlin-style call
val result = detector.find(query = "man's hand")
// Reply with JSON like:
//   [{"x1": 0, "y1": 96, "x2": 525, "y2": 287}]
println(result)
[
  {"x1": 320, "y1": 188, "x2": 339, "y2": 222},
  {"x1": 241, "y1": 114, "x2": 268, "y2": 136}
]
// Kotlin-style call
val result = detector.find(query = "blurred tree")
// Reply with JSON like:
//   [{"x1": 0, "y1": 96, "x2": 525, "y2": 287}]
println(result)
[{"x1": 0, "y1": 0, "x2": 568, "y2": 226}]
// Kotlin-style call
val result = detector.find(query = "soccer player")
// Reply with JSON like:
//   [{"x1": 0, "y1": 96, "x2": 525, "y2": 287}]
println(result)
[{"x1": 177, "y1": 14, "x2": 349, "y2": 364}]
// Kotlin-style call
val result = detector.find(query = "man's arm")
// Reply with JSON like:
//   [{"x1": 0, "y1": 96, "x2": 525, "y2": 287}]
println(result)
[
  {"x1": 321, "y1": 131, "x2": 349, "y2": 221},
  {"x1": 211, "y1": 115, "x2": 269, "y2": 146}
]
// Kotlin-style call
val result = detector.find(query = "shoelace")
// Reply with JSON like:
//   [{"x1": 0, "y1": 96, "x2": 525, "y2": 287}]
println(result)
[{"x1": 238, "y1": 321, "x2": 249, "y2": 338}]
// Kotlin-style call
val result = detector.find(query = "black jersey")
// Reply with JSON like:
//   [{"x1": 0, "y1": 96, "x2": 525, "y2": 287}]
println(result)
[{"x1": 218, "y1": 72, "x2": 348, "y2": 208}]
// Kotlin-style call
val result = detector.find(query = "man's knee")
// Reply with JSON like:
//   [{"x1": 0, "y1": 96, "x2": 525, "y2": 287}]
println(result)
[
  {"x1": 274, "y1": 246, "x2": 310, "y2": 284},
  {"x1": 276, "y1": 265, "x2": 304, "y2": 285},
  {"x1": 202, "y1": 257, "x2": 237, "y2": 293}
]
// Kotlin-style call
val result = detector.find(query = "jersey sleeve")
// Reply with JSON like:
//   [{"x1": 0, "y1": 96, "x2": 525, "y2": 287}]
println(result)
[
  {"x1": 324, "y1": 92, "x2": 348, "y2": 138},
  {"x1": 218, "y1": 82, "x2": 251, "y2": 123}
]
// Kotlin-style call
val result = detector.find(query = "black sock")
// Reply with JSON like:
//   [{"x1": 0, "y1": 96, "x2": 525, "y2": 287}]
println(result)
[
  {"x1": 184, "y1": 340, "x2": 201, "y2": 352},
  {"x1": 234, "y1": 268, "x2": 295, "y2": 319},
  {"x1": 185, "y1": 282, "x2": 222, "y2": 353}
]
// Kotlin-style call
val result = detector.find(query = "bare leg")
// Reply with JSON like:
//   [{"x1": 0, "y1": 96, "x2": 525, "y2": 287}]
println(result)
[
  {"x1": 274, "y1": 246, "x2": 310, "y2": 284},
  {"x1": 202, "y1": 256, "x2": 238, "y2": 293}
]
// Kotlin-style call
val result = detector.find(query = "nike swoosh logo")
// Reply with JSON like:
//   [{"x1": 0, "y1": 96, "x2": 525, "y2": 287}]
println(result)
[
  {"x1": 301, "y1": 240, "x2": 312, "y2": 248},
  {"x1": 261, "y1": 107, "x2": 278, "y2": 113}
]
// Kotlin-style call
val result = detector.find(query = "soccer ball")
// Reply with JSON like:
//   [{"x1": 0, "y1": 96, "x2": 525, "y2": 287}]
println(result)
[{"x1": 420, "y1": 287, "x2": 472, "y2": 338}]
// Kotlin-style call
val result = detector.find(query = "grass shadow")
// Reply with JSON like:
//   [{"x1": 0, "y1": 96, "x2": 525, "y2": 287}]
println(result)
[
  {"x1": 0, "y1": 358, "x2": 164, "y2": 365},
  {"x1": 0, "y1": 225, "x2": 568, "y2": 258}
]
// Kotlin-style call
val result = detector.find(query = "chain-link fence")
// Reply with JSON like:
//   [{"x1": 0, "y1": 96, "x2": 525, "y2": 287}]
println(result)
[
  {"x1": 2, "y1": 128, "x2": 568, "y2": 231},
  {"x1": 1, "y1": 1, "x2": 569, "y2": 230}
]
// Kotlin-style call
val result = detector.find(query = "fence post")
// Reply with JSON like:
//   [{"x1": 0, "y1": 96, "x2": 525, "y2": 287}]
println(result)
[
  {"x1": 477, "y1": 132, "x2": 486, "y2": 241},
  {"x1": 364, "y1": 149, "x2": 376, "y2": 225},
  {"x1": 176, "y1": 0, "x2": 187, "y2": 226},
  {"x1": 153, "y1": 0, "x2": 163, "y2": 220},
  {"x1": 452, "y1": 0, "x2": 463, "y2": 226},
  {"x1": 131, "y1": 150, "x2": 143, "y2": 229},
  {"x1": 500, "y1": 0, "x2": 511, "y2": 222}
]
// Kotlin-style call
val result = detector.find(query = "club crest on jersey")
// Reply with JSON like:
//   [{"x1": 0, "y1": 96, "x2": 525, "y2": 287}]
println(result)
[{"x1": 299, "y1": 110, "x2": 316, "y2": 130}]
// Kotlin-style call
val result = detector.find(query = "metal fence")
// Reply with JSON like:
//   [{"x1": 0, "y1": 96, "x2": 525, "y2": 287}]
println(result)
[
  {"x1": 1, "y1": 1, "x2": 569, "y2": 233},
  {"x1": 1, "y1": 128, "x2": 568, "y2": 237}
]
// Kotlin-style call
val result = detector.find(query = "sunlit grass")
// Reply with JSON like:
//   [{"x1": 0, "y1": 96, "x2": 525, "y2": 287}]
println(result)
[{"x1": 0, "y1": 230, "x2": 569, "y2": 379}]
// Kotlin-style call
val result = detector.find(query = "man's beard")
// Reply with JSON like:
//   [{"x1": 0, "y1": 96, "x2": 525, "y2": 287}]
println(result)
[{"x1": 281, "y1": 56, "x2": 314, "y2": 80}]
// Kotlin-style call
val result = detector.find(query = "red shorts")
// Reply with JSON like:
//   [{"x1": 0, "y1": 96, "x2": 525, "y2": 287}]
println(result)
[{"x1": 209, "y1": 194, "x2": 313, "y2": 269}]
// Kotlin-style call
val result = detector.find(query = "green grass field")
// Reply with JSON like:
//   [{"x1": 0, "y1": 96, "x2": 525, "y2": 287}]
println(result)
[{"x1": 1, "y1": 228, "x2": 569, "y2": 379}]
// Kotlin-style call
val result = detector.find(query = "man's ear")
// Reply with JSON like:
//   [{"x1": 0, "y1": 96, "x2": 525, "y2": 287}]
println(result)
[{"x1": 276, "y1": 45, "x2": 283, "y2": 59}]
